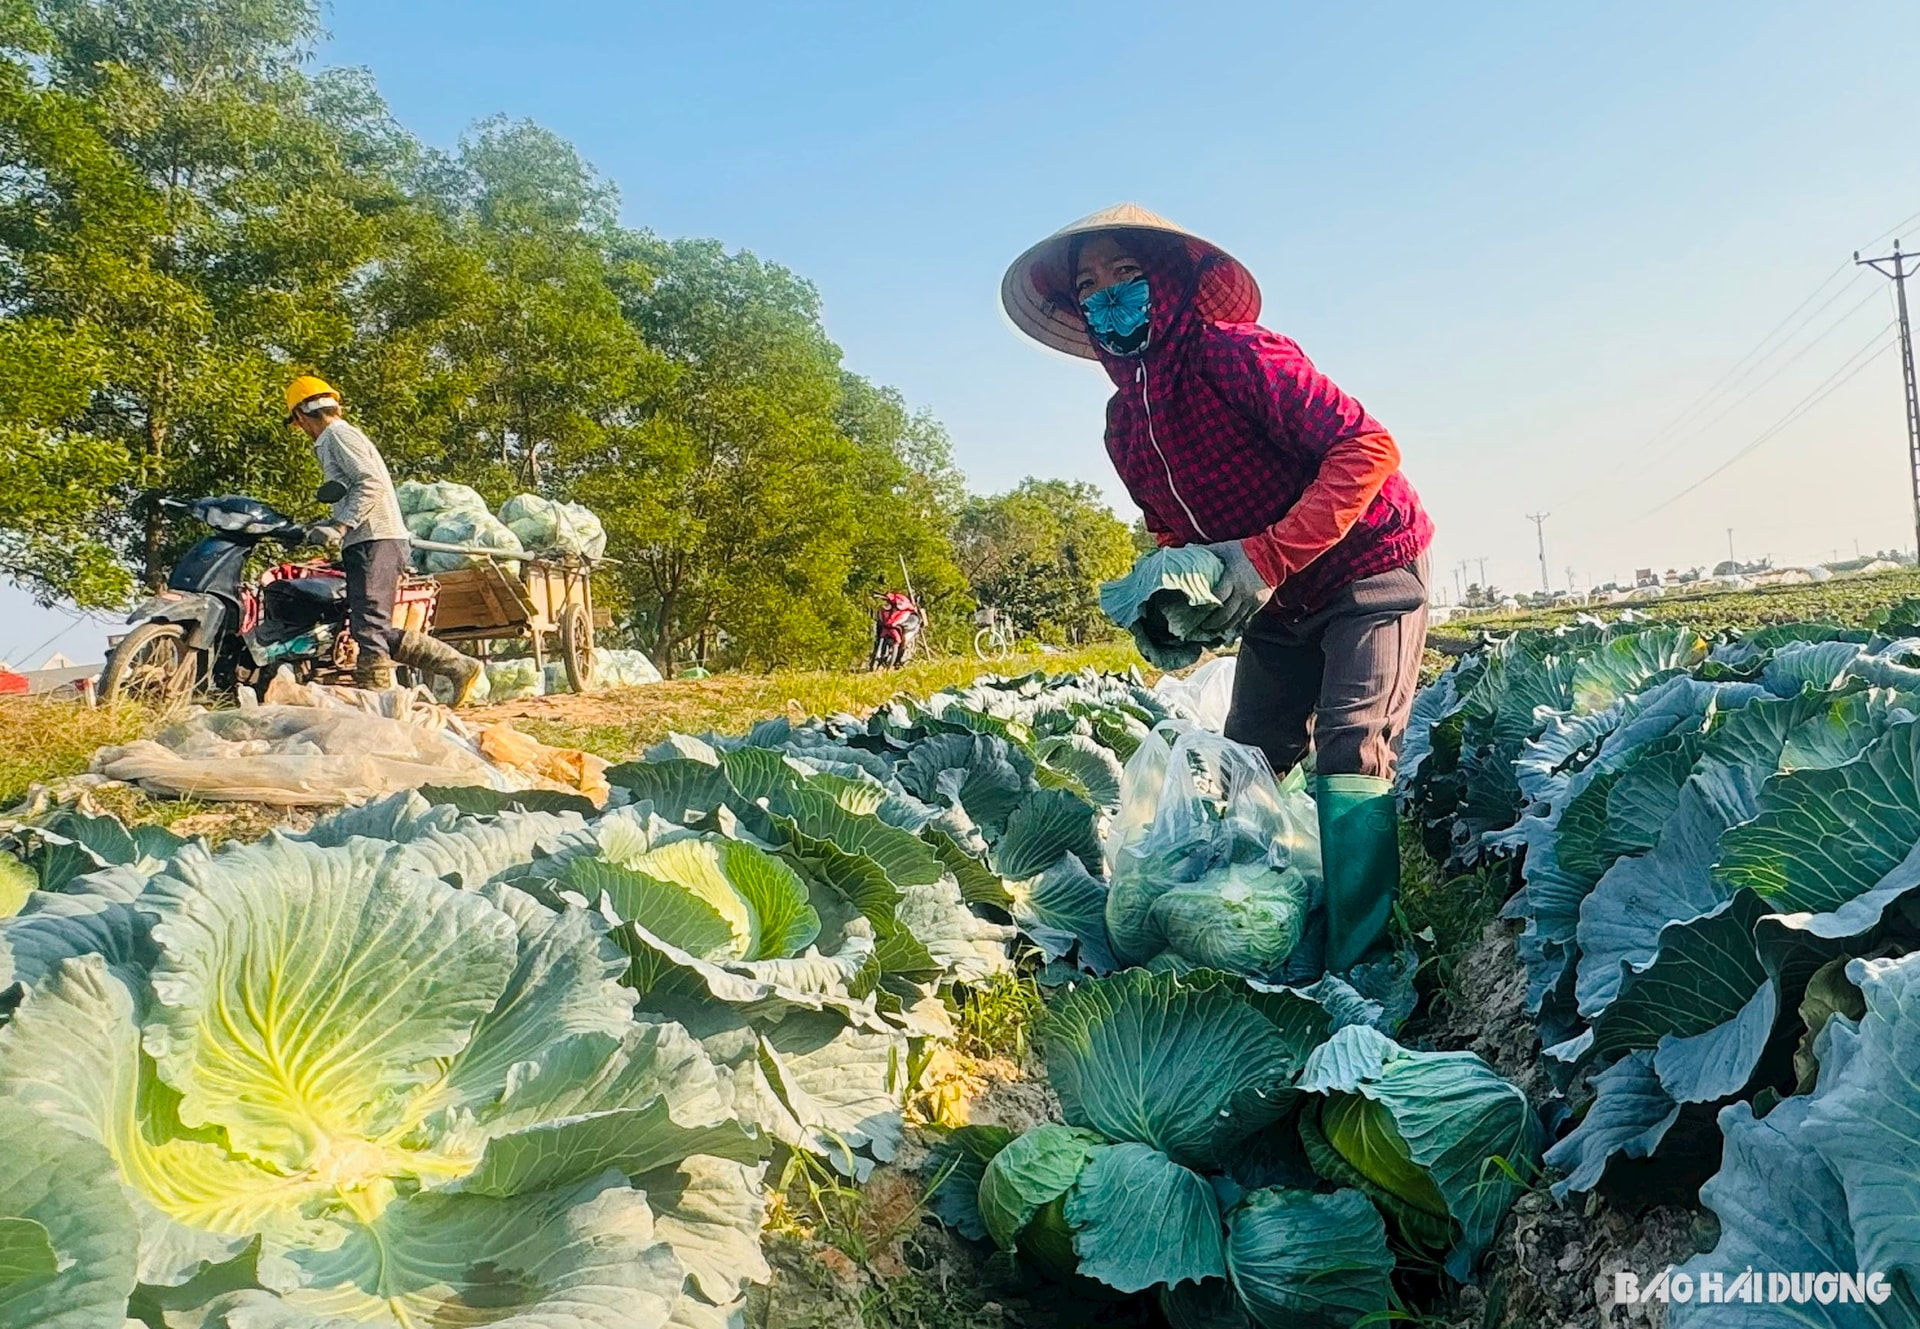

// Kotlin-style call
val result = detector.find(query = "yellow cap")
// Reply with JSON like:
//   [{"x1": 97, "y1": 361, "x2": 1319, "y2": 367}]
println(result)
[{"x1": 284, "y1": 375, "x2": 340, "y2": 415}]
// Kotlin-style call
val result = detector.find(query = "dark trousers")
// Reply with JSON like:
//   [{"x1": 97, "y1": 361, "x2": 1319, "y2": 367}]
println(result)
[
  {"x1": 1223, "y1": 558, "x2": 1428, "y2": 779},
  {"x1": 341, "y1": 538, "x2": 408, "y2": 663}
]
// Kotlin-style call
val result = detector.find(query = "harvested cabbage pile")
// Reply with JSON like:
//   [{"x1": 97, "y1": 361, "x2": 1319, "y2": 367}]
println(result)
[
  {"x1": 1104, "y1": 720, "x2": 1321, "y2": 980},
  {"x1": 396, "y1": 479, "x2": 524, "y2": 573},
  {"x1": 454, "y1": 649, "x2": 662, "y2": 704},
  {"x1": 484, "y1": 657, "x2": 541, "y2": 700},
  {"x1": 1099, "y1": 546, "x2": 1232, "y2": 669},
  {"x1": 501, "y1": 492, "x2": 608, "y2": 560},
  {"x1": 396, "y1": 484, "x2": 607, "y2": 571},
  {"x1": 543, "y1": 648, "x2": 663, "y2": 694}
]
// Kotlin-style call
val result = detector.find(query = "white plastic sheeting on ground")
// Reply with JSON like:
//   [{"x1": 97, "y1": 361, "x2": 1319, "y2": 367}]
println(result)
[
  {"x1": 91, "y1": 680, "x2": 507, "y2": 806},
  {"x1": 1151, "y1": 655, "x2": 1237, "y2": 732}
]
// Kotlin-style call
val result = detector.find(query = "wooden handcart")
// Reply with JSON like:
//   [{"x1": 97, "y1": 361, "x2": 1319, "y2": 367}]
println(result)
[{"x1": 411, "y1": 541, "x2": 598, "y2": 693}]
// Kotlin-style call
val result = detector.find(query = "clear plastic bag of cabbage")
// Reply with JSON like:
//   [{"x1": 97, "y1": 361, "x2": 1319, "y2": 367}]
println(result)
[
  {"x1": 1104, "y1": 721, "x2": 1321, "y2": 978},
  {"x1": 500, "y1": 493, "x2": 608, "y2": 560},
  {"x1": 398, "y1": 478, "x2": 490, "y2": 519},
  {"x1": 485, "y1": 657, "x2": 543, "y2": 700},
  {"x1": 423, "y1": 509, "x2": 524, "y2": 573}
]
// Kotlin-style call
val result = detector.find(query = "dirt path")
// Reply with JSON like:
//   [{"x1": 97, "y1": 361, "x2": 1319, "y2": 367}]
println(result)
[{"x1": 1424, "y1": 921, "x2": 1701, "y2": 1329}]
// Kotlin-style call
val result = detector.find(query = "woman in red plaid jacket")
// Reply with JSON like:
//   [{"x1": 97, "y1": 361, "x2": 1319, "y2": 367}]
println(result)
[{"x1": 1002, "y1": 203, "x2": 1435, "y2": 973}]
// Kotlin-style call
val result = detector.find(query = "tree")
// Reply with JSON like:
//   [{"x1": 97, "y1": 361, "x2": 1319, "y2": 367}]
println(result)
[
  {"x1": 0, "y1": 0, "x2": 411, "y2": 598},
  {"x1": 954, "y1": 478, "x2": 1135, "y2": 645},
  {"x1": 345, "y1": 117, "x2": 664, "y2": 495},
  {"x1": 834, "y1": 373, "x2": 971, "y2": 653},
  {"x1": 598, "y1": 236, "x2": 858, "y2": 668}
]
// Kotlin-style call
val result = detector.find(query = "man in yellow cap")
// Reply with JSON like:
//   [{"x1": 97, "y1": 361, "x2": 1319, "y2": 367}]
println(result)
[{"x1": 284, "y1": 376, "x2": 481, "y2": 702}]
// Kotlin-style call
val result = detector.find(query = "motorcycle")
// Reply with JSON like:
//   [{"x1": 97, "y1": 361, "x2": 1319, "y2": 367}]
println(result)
[
  {"x1": 869, "y1": 590, "x2": 924, "y2": 670},
  {"x1": 98, "y1": 494, "x2": 434, "y2": 705}
]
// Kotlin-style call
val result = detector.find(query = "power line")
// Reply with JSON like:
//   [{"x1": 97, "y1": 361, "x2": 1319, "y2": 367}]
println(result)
[
  {"x1": 1647, "y1": 279, "x2": 1884, "y2": 462},
  {"x1": 1636, "y1": 320, "x2": 1897, "y2": 519},
  {"x1": 0, "y1": 611, "x2": 95, "y2": 670},
  {"x1": 1628, "y1": 204, "x2": 1920, "y2": 461},
  {"x1": 1862, "y1": 205, "x2": 1920, "y2": 251},
  {"x1": 1642, "y1": 264, "x2": 1860, "y2": 450}
]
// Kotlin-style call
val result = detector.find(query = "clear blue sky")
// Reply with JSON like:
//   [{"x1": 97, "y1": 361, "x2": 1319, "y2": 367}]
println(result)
[{"x1": 10, "y1": 0, "x2": 1920, "y2": 663}]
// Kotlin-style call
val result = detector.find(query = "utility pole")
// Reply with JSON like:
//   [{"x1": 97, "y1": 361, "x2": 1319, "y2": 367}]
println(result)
[
  {"x1": 1475, "y1": 556, "x2": 1489, "y2": 590},
  {"x1": 1855, "y1": 241, "x2": 1920, "y2": 560},
  {"x1": 1727, "y1": 528, "x2": 1735, "y2": 564},
  {"x1": 1526, "y1": 513, "x2": 1551, "y2": 592},
  {"x1": 1452, "y1": 562, "x2": 1465, "y2": 603}
]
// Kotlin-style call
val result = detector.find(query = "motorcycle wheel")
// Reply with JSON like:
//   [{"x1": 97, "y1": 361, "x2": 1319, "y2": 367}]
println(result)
[{"x1": 100, "y1": 622, "x2": 200, "y2": 706}]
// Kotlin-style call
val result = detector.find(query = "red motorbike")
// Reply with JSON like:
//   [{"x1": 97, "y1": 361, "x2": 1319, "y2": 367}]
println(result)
[{"x1": 870, "y1": 590, "x2": 924, "y2": 670}]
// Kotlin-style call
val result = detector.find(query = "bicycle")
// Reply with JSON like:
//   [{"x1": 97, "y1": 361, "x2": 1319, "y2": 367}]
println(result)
[{"x1": 972, "y1": 607, "x2": 1016, "y2": 661}]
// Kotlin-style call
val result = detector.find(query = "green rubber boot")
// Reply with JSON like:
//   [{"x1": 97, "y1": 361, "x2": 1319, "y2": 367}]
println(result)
[{"x1": 1316, "y1": 774, "x2": 1399, "y2": 974}]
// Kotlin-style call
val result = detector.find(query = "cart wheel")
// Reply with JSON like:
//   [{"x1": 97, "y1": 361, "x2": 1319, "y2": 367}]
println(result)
[{"x1": 559, "y1": 602, "x2": 595, "y2": 693}]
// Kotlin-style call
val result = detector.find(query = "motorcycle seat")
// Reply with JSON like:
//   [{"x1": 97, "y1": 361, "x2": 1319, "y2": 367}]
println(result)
[{"x1": 266, "y1": 574, "x2": 347, "y2": 607}]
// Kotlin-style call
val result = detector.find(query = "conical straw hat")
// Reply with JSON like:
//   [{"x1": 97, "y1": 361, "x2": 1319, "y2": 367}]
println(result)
[{"x1": 1000, "y1": 202, "x2": 1261, "y2": 359}]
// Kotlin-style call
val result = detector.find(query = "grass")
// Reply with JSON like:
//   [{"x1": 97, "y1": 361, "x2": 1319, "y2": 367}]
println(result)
[
  {"x1": 1395, "y1": 829, "x2": 1511, "y2": 1040},
  {"x1": 0, "y1": 699, "x2": 155, "y2": 808},
  {"x1": 952, "y1": 970, "x2": 1046, "y2": 1065},
  {"x1": 1430, "y1": 566, "x2": 1920, "y2": 651}
]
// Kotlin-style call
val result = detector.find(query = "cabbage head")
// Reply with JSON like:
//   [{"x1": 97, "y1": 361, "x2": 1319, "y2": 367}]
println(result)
[
  {"x1": 0, "y1": 835, "x2": 767, "y2": 1329},
  {"x1": 976, "y1": 1124, "x2": 1226, "y2": 1295},
  {"x1": 1299, "y1": 1026, "x2": 1541, "y2": 1278},
  {"x1": 1098, "y1": 547, "x2": 1231, "y2": 670},
  {"x1": 1149, "y1": 861, "x2": 1307, "y2": 977}
]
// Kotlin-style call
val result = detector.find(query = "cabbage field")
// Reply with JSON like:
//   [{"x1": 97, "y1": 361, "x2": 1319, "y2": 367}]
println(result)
[
  {"x1": 6, "y1": 615, "x2": 1920, "y2": 1329},
  {"x1": 1403, "y1": 610, "x2": 1920, "y2": 1326}
]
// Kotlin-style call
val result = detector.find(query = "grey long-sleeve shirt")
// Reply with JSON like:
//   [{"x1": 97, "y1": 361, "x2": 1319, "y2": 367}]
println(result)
[{"x1": 314, "y1": 418, "x2": 408, "y2": 546}]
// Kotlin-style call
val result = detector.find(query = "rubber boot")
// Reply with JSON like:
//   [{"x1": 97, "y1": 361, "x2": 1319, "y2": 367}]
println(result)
[
  {"x1": 353, "y1": 657, "x2": 395, "y2": 690},
  {"x1": 1316, "y1": 774, "x2": 1399, "y2": 974},
  {"x1": 393, "y1": 630, "x2": 484, "y2": 707}
]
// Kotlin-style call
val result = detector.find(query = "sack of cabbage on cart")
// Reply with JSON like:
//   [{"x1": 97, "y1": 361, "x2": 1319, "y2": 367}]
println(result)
[
  {"x1": 1103, "y1": 720, "x2": 1324, "y2": 979},
  {"x1": 397, "y1": 482, "x2": 607, "y2": 571}
]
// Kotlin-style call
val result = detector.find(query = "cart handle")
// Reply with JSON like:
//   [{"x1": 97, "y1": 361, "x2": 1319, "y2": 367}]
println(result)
[{"x1": 408, "y1": 538, "x2": 614, "y2": 568}]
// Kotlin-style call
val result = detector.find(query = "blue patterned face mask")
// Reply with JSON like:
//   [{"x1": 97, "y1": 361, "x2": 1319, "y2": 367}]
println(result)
[{"x1": 1080, "y1": 277, "x2": 1152, "y2": 356}]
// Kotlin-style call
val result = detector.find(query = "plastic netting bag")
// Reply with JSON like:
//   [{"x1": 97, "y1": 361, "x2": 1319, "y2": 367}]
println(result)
[
  {"x1": 1103, "y1": 720, "x2": 1321, "y2": 978},
  {"x1": 1151, "y1": 655, "x2": 1238, "y2": 732},
  {"x1": 540, "y1": 648, "x2": 662, "y2": 695},
  {"x1": 497, "y1": 494, "x2": 607, "y2": 560},
  {"x1": 553, "y1": 502, "x2": 606, "y2": 559},
  {"x1": 399, "y1": 479, "x2": 489, "y2": 519}
]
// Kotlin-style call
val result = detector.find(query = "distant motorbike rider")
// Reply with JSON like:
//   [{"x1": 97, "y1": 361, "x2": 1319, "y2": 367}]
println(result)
[
  {"x1": 284, "y1": 376, "x2": 482, "y2": 703},
  {"x1": 871, "y1": 590, "x2": 923, "y2": 668}
]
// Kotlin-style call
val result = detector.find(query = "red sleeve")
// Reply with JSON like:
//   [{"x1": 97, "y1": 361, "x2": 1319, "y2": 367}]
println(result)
[{"x1": 1242, "y1": 432, "x2": 1400, "y2": 584}]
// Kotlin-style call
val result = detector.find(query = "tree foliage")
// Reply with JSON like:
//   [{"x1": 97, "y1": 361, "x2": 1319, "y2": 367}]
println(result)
[
  {"x1": 956, "y1": 479, "x2": 1135, "y2": 645},
  {"x1": 0, "y1": 0, "x2": 1129, "y2": 668}
]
